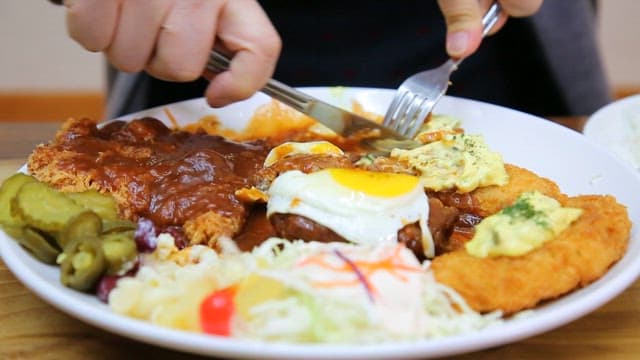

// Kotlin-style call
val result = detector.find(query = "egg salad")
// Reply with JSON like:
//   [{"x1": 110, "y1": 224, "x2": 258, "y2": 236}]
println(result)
[
  {"x1": 414, "y1": 114, "x2": 464, "y2": 144},
  {"x1": 391, "y1": 133, "x2": 509, "y2": 193},
  {"x1": 465, "y1": 191, "x2": 583, "y2": 257}
]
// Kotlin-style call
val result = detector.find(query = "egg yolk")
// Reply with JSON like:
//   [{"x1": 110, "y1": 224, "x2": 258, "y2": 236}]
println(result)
[
  {"x1": 272, "y1": 143, "x2": 296, "y2": 158},
  {"x1": 264, "y1": 141, "x2": 344, "y2": 167},
  {"x1": 310, "y1": 142, "x2": 341, "y2": 154},
  {"x1": 327, "y1": 168, "x2": 420, "y2": 197}
]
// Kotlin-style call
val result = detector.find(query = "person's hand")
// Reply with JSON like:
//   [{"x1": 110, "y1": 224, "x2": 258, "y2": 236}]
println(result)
[
  {"x1": 63, "y1": 0, "x2": 281, "y2": 107},
  {"x1": 437, "y1": 0, "x2": 543, "y2": 58}
]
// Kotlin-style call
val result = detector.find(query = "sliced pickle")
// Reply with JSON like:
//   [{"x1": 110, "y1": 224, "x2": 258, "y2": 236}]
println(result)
[
  {"x1": 60, "y1": 236, "x2": 107, "y2": 291},
  {"x1": 58, "y1": 211, "x2": 103, "y2": 249},
  {"x1": 66, "y1": 189, "x2": 119, "y2": 220},
  {"x1": 0, "y1": 173, "x2": 36, "y2": 228},
  {"x1": 101, "y1": 230, "x2": 137, "y2": 275},
  {"x1": 2, "y1": 175, "x2": 139, "y2": 289},
  {"x1": 12, "y1": 181, "x2": 85, "y2": 233},
  {"x1": 102, "y1": 219, "x2": 137, "y2": 234},
  {"x1": 16, "y1": 227, "x2": 61, "y2": 264},
  {"x1": 1, "y1": 225, "x2": 24, "y2": 240}
]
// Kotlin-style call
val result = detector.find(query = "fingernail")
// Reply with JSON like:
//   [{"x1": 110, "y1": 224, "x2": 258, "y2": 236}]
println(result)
[{"x1": 447, "y1": 31, "x2": 469, "y2": 57}]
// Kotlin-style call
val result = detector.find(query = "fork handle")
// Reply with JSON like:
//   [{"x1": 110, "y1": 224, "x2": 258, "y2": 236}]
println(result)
[
  {"x1": 206, "y1": 50, "x2": 311, "y2": 114},
  {"x1": 453, "y1": 2, "x2": 502, "y2": 67},
  {"x1": 482, "y1": 2, "x2": 502, "y2": 36}
]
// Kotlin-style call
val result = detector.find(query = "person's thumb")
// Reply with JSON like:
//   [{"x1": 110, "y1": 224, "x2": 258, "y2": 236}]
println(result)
[{"x1": 437, "y1": 0, "x2": 484, "y2": 59}]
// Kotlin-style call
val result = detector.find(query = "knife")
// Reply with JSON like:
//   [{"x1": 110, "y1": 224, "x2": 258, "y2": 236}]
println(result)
[{"x1": 206, "y1": 50, "x2": 419, "y2": 149}]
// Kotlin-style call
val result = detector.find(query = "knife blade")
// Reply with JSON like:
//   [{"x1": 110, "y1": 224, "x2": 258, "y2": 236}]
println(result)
[{"x1": 206, "y1": 50, "x2": 419, "y2": 149}]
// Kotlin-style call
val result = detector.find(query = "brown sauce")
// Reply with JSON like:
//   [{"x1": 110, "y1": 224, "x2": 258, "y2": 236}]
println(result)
[
  {"x1": 233, "y1": 205, "x2": 277, "y2": 251},
  {"x1": 57, "y1": 118, "x2": 269, "y2": 228},
  {"x1": 446, "y1": 212, "x2": 483, "y2": 252}
]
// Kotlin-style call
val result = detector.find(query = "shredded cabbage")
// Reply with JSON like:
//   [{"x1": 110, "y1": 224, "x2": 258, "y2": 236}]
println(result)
[
  {"x1": 233, "y1": 239, "x2": 502, "y2": 342},
  {"x1": 109, "y1": 236, "x2": 502, "y2": 343}
]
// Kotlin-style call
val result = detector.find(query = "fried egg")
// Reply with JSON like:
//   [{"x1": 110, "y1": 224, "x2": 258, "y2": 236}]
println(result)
[
  {"x1": 264, "y1": 141, "x2": 344, "y2": 167},
  {"x1": 266, "y1": 168, "x2": 434, "y2": 257}
]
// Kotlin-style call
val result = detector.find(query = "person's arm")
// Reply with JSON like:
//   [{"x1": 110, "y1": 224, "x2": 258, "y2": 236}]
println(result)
[
  {"x1": 59, "y1": 0, "x2": 281, "y2": 108},
  {"x1": 437, "y1": 0, "x2": 543, "y2": 58}
]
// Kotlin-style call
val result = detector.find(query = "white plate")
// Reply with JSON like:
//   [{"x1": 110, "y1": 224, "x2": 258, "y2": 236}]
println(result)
[
  {"x1": 584, "y1": 94, "x2": 640, "y2": 170},
  {"x1": 2, "y1": 87, "x2": 640, "y2": 359}
]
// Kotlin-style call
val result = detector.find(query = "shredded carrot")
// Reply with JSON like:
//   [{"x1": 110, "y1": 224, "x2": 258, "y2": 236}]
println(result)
[
  {"x1": 297, "y1": 244, "x2": 422, "y2": 298},
  {"x1": 334, "y1": 249, "x2": 375, "y2": 302},
  {"x1": 415, "y1": 128, "x2": 464, "y2": 144},
  {"x1": 354, "y1": 245, "x2": 422, "y2": 283}
]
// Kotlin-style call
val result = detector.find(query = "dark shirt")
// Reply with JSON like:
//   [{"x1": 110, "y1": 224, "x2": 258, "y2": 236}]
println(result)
[{"x1": 111, "y1": 1, "x2": 610, "y2": 118}]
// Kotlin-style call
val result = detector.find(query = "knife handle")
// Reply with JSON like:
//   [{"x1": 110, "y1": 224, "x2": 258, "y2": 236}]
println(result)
[{"x1": 206, "y1": 50, "x2": 312, "y2": 114}]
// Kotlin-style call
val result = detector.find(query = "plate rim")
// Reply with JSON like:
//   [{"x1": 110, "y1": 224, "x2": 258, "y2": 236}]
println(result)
[
  {"x1": 584, "y1": 93, "x2": 640, "y2": 136},
  {"x1": 583, "y1": 94, "x2": 640, "y2": 171}
]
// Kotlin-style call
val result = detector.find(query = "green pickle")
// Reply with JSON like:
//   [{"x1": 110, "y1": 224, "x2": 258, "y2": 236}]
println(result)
[
  {"x1": 17, "y1": 227, "x2": 61, "y2": 264},
  {"x1": 0, "y1": 173, "x2": 36, "y2": 228},
  {"x1": 60, "y1": 237, "x2": 107, "y2": 291},
  {"x1": 66, "y1": 189, "x2": 119, "y2": 220},
  {"x1": 58, "y1": 211, "x2": 103, "y2": 249},
  {"x1": 102, "y1": 219, "x2": 137, "y2": 234},
  {"x1": 2, "y1": 225, "x2": 24, "y2": 241},
  {"x1": 1, "y1": 173, "x2": 138, "y2": 291},
  {"x1": 101, "y1": 230, "x2": 137, "y2": 275},
  {"x1": 12, "y1": 181, "x2": 85, "y2": 232}
]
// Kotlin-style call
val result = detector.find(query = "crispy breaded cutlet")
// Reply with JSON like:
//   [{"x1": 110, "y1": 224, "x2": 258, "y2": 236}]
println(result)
[
  {"x1": 430, "y1": 164, "x2": 568, "y2": 218},
  {"x1": 431, "y1": 195, "x2": 631, "y2": 314},
  {"x1": 27, "y1": 117, "x2": 269, "y2": 247}
]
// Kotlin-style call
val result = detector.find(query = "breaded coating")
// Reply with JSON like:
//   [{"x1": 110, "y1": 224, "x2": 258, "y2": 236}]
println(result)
[
  {"x1": 431, "y1": 195, "x2": 631, "y2": 314},
  {"x1": 27, "y1": 117, "x2": 268, "y2": 246},
  {"x1": 183, "y1": 211, "x2": 240, "y2": 248},
  {"x1": 28, "y1": 118, "x2": 117, "y2": 191},
  {"x1": 431, "y1": 164, "x2": 567, "y2": 217}
]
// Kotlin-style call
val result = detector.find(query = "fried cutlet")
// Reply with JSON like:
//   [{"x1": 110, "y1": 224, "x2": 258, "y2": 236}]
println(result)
[
  {"x1": 431, "y1": 195, "x2": 630, "y2": 314},
  {"x1": 430, "y1": 164, "x2": 568, "y2": 218},
  {"x1": 27, "y1": 117, "x2": 269, "y2": 247}
]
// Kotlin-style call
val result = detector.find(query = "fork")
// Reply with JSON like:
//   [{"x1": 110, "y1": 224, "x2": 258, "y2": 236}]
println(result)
[{"x1": 382, "y1": 3, "x2": 502, "y2": 139}]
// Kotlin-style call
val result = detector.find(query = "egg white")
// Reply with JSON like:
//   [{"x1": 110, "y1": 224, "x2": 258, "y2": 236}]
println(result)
[{"x1": 263, "y1": 141, "x2": 344, "y2": 167}]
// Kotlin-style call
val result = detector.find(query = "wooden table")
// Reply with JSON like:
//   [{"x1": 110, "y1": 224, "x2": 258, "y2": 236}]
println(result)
[{"x1": 1, "y1": 119, "x2": 639, "y2": 360}]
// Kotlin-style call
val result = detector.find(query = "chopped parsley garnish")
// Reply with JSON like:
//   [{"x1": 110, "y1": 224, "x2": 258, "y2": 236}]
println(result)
[{"x1": 501, "y1": 196, "x2": 550, "y2": 228}]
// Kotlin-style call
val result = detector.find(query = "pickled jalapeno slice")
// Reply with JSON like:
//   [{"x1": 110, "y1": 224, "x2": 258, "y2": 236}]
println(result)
[
  {"x1": 59, "y1": 211, "x2": 103, "y2": 249},
  {"x1": 101, "y1": 230, "x2": 137, "y2": 275},
  {"x1": 60, "y1": 237, "x2": 107, "y2": 291}
]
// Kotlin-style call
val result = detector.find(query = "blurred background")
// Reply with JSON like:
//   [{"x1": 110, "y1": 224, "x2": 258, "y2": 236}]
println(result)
[{"x1": 0, "y1": 0, "x2": 638, "y2": 122}]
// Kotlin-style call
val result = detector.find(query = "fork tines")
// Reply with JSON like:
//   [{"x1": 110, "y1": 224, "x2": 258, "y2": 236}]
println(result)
[{"x1": 383, "y1": 90, "x2": 433, "y2": 139}]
